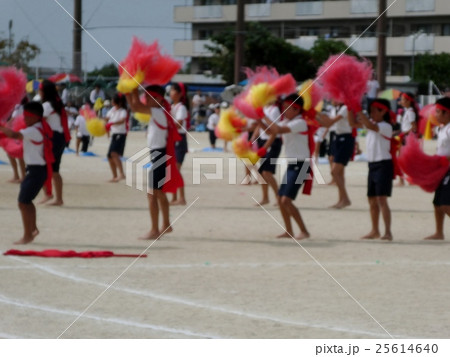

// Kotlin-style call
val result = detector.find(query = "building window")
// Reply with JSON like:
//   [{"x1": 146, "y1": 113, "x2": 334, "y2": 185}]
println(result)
[
  {"x1": 411, "y1": 24, "x2": 433, "y2": 34},
  {"x1": 442, "y1": 24, "x2": 450, "y2": 36}
]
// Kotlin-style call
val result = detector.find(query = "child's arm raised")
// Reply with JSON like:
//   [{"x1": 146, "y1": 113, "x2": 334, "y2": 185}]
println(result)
[
  {"x1": 0, "y1": 126, "x2": 23, "y2": 140},
  {"x1": 356, "y1": 111, "x2": 379, "y2": 132},
  {"x1": 125, "y1": 89, "x2": 149, "y2": 114}
]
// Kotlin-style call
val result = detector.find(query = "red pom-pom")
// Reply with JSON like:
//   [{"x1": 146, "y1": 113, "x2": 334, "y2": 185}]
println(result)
[
  {"x1": 398, "y1": 134, "x2": 450, "y2": 192},
  {"x1": 257, "y1": 147, "x2": 267, "y2": 158},
  {"x1": 0, "y1": 67, "x2": 27, "y2": 124},
  {"x1": 105, "y1": 122, "x2": 113, "y2": 132},
  {"x1": 316, "y1": 54, "x2": 372, "y2": 112},
  {"x1": 271, "y1": 74, "x2": 297, "y2": 96}
]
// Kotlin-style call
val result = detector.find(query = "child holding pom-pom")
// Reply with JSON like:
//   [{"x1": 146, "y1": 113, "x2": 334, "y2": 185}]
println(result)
[
  {"x1": 424, "y1": 97, "x2": 450, "y2": 240},
  {"x1": 0, "y1": 102, "x2": 54, "y2": 244},
  {"x1": 105, "y1": 93, "x2": 128, "y2": 182},
  {"x1": 351, "y1": 99, "x2": 394, "y2": 241},
  {"x1": 261, "y1": 94, "x2": 311, "y2": 240}
]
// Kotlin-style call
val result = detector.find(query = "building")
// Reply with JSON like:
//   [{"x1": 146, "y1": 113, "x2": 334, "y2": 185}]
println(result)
[{"x1": 173, "y1": 0, "x2": 450, "y2": 85}]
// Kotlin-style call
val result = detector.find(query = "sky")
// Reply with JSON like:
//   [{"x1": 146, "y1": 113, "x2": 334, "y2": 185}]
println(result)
[{"x1": 1, "y1": 0, "x2": 192, "y2": 75}]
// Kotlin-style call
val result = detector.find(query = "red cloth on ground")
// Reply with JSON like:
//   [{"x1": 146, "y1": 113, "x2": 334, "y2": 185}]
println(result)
[{"x1": 3, "y1": 249, "x2": 147, "y2": 258}]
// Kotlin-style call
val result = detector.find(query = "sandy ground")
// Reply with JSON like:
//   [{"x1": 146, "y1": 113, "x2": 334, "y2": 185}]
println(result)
[{"x1": 0, "y1": 131, "x2": 449, "y2": 339}]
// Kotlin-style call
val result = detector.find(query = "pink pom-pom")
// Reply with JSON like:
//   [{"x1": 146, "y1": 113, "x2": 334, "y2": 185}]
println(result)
[
  {"x1": 0, "y1": 67, "x2": 27, "y2": 124},
  {"x1": 118, "y1": 37, "x2": 181, "y2": 86},
  {"x1": 316, "y1": 54, "x2": 372, "y2": 112},
  {"x1": 398, "y1": 134, "x2": 450, "y2": 192},
  {"x1": 271, "y1": 74, "x2": 297, "y2": 96},
  {"x1": 233, "y1": 94, "x2": 264, "y2": 119},
  {"x1": 244, "y1": 66, "x2": 279, "y2": 85}
]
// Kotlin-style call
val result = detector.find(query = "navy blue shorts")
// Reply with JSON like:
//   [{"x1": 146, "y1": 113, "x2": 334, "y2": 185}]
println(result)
[
  {"x1": 259, "y1": 138, "x2": 282, "y2": 174},
  {"x1": 175, "y1": 133, "x2": 188, "y2": 164},
  {"x1": 18, "y1": 165, "x2": 47, "y2": 204},
  {"x1": 328, "y1": 131, "x2": 336, "y2": 156},
  {"x1": 367, "y1": 160, "x2": 394, "y2": 197},
  {"x1": 107, "y1": 133, "x2": 127, "y2": 158},
  {"x1": 333, "y1": 133, "x2": 354, "y2": 166},
  {"x1": 148, "y1": 148, "x2": 167, "y2": 190},
  {"x1": 52, "y1": 131, "x2": 66, "y2": 173},
  {"x1": 278, "y1": 161, "x2": 311, "y2": 200},
  {"x1": 433, "y1": 169, "x2": 450, "y2": 206}
]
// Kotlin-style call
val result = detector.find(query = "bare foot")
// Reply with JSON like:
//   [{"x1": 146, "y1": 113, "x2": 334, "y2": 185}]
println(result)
[
  {"x1": 116, "y1": 175, "x2": 126, "y2": 182},
  {"x1": 108, "y1": 177, "x2": 118, "y2": 183},
  {"x1": 327, "y1": 180, "x2": 336, "y2": 186},
  {"x1": 161, "y1": 225, "x2": 173, "y2": 234},
  {"x1": 139, "y1": 230, "x2": 161, "y2": 240},
  {"x1": 7, "y1": 178, "x2": 21, "y2": 184},
  {"x1": 276, "y1": 232, "x2": 292, "y2": 239},
  {"x1": 170, "y1": 199, "x2": 187, "y2": 206},
  {"x1": 254, "y1": 199, "x2": 269, "y2": 206},
  {"x1": 361, "y1": 231, "x2": 381, "y2": 240},
  {"x1": 424, "y1": 233, "x2": 445, "y2": 240},
  {"x1": 32, "y1": 229, "x2": 40, "y2": 239},
  {"x1": 330, "y1": 200, "x2": 351, "y2": 209},
  {"x1": 38, "y1": 195, "x2": 53, "y2": 204},
  {"x1": 380, "y1": 234, "x2": 393, "y2": 241},
  {"x1": 295, "y1": 232, "x2": 310, "y2": 240},
  {"x1": 14, "y1": 236, "x2": 35, "y2": 245},
  {"x1": 47, "y1": 200, "x2": 63, "y2": 206}
]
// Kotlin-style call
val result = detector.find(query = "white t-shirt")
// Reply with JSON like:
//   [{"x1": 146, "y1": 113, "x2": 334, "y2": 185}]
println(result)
[
  {"x1": 260, "y1": 104, "x2": 281, "y2": 140},
  {"x1": 366, "y1": 79, "x2": 380, "y2": 99},
  {"x1": 74, "y1": 115, "x2": 89, "y2": 137},
  {"x1": 280, "y1": 116, "x2": 310, "y2": 161},
  {"x1": 437, "y1": 122, "x2": 450, "y2": 157},
  {"x1": 171, "y1": 103, "x2": 188, "y2": 134},
  {"x1": 365, "y1": 121, "x2": 392, "y2": 162},
  {"x1": 333, "y1": 105, "x2": 352, "y2": 135},
  {"x1": 192, "y1": 94, "x2": 205, "y2": 108},
  {"x1": 400, "y1": 107, "x2": 416, "y2": 133},
  {"x1": 147, "y1": 108, "x2": 168, "y2": 150},
  {"x1": 20, "y1": 123, "x2": 45, "y2": 166},
  {"x1": 43, "y1": 101, "x2": 63, "y2": 133},
  {"x1": 207, "y1": 112, "x2": 220, "y2": 131},
  {"x1": 106, "y1": 107, "x2": 128, "y2": 134},
  {"x1": 90, "y1": 89, "x2": 105, "y2": 104}
]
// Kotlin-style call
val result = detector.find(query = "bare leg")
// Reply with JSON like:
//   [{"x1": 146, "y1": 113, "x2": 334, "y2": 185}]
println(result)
[
  {"x1": 257, "y1": 182, "x2": 270, "y2": 206},
  {"x1": 76, "y1": 137, "x2": 81, "y2": 155},
  {"x1": 16, "y1": 202, "x2": 38, "y2": 244},
  {"x1": 171, "y1": 162, "x2": 186, "y2": 205},
  {"x1": 139, "y1": 191, "x2": 160, "y2": 240},
  {"x1": 424, "y1": 205, "x2": 448, "y2": 240},
  {"x1": 7, "y1": 155, "x2": 20, "y2": 183},
  {"x1": 108, "y1": 155, "x2": 118, "y2": 182},
  {"x1": 112, "y1": 153, "x2": 125, "y2": 181},
  {"x1": 378, "y1": 196, "x2": 393, "y2": 240},
  {"x1": 156, "y1": 190, "x2": 172, "y2": 234},
  {"x1": 264, "y1": 171, "x2": 279, "y2": 206},
  {"x1": 282, "y1": 196, "x2": 310, "y2": 240},
  {"x1": 327, "y1": 155, "x2": 336, "y2": 185},
  {"x1": 330, "y1": 163, "x2": 351, "y2": 208},
  {"x1": 18, "y1": 159, "x2": 26, "y2": 181},
  {"x1": 361, "y1": 197, "x2": 381, "y2": 239},
  {"x1": 277, "y1": 196, "x2": 294, "y2": 238},
  {"x1": 48, "y1": 172, "x2": 64, "y2": 206}
]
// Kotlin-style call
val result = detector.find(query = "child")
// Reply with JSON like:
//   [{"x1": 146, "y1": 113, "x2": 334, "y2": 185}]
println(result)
[
  {"x1": 74, "y1": 109, "x2": 90, "y2": 155},
  {"x1": 262, "y1": 94, "x2": 310, "y2": 240},
  {"x1": 169, "y1": 83, "x2": 189, "y2": 205},
  {"x1": 38, "y1": 80, "x2": 70, "y2": 206},
  {"x1": 125, "y1": 85, "x2": 182, "y2": 240},
  {"x1": 105, "y1": 93, "x2": 128, "y2": 182},
  {"x1": 424, "y1": 97, "x2": 450, "y2": 240},
  {"x1": 353, "y1": 99, "x2": 394, "y2": 241},
  {"x1": 0, "y1": 102, "x2": 53, "y2": 244},
  {"x1": 206, "y1": 103, "x2": 220, "y2": 149},
  {"x1": 316, "y1": 100, "x2": 355, "y2": 208}
]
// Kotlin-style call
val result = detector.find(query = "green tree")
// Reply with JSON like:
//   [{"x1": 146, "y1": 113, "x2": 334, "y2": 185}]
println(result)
[
  {"x1": 309, "y1": 38, "x2": 359, "y2": 69},
  {"x1": 0, "y1": 37, "x2": 40, "y2": 72},
  {"x1": 414, "y1": 53, "x2": 450, "y2": 91},
  {"x1": 205, "y1": 22, "x2": 315, "y2": 84},
  {"x1": 88, "y1": 63, "x2": 119, "y2": 78}
]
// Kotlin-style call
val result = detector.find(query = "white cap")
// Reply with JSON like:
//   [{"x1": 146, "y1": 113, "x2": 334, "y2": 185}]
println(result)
[
  {"x1": 103, "y1": 100, "x2": 111, "y2": 106},
  {"x1": 220, "y1": 101, "x2": 229, "y2": 108}
]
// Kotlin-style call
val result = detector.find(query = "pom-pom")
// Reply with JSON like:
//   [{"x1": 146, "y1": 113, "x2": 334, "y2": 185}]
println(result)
[
  {"x1": 10, "y1": 114, "x2": 26, "y2": 132},
  {"x1": 316, "y1": 54, "x2": 372, "y2": 112},
  {"x1": 86, "y1": 118, "x2": 106, "y2": 137},
  {"x1": 0, "y1": 137, "x2": 23, "y2": 158},
  {"x1": 117, "y1": 37, "x2": 181, "y2": 93},
  {"x1": 134, "y1": 112, "x2": 151, "y2": 124},
  {"x1": 418, "y1": 104, "x2": 439, "y2": 139},
  {"x1": 215, "y1": 107, "x2": 247, "y2": 141},
  {"x1": 298, "y1": 79, "x2": 322, "y2": 111},
  {"x1": 398, "y1": 134, "x2": 450, "y2": 192},
  {"x1": 0, "y1": 67, "x2": 27, "y2": 123},
  {"x1": 93, "y1": 97, "x2": 104, "y2": 112},
  {"x1": 232, "y1": 133, "x2": 260, "y2": 165}
]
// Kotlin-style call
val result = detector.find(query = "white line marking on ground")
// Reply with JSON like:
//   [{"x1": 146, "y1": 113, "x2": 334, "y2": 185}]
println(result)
[
  {"x1": 0, "y1": 293, "x2": 222, "y2": 339},
  {"x1": 7, "y1": 256, "x2": 409, "y2": 338}
]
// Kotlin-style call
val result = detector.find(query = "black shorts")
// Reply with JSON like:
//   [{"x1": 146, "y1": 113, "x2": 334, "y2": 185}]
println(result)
[
  {"x1": 80, "y1": 135, "x2": 90, "y2": 153},
  {"x1": 208, "y1": 130, "x2": 217, "y2": 146},
  {"x1": 328, "y1": 131, "x2": 336, "y2": 156},
  {"x1": 107, "y1": 133, "x2": 127, "y2": 158},
  {"x1": 175, "y1": 133, "x2": 188, "y2": 164},
  {"x1": 148, "y1": 148, "x2": 167, "y2": 191},
  {"x1": 367, "y1": 160, "x2": 394, "y2": 197},
  {"x1": 278, "y1": 161, "x2": 311, "y2": 200},
  {"x1": 259, "y1": 138, "x2": 282, "y2": 174},
  {"x1": 18, "y1": 165, "x2": 47, "y2": 204},
  {"x1": 333, "y1": 133, "x2": 354, "y2": 166},
  {"x1": 52, "y1": 131, "x2": 66, "y2": 173},
  {"x1": 433, "y1": 169, "x2": 450, "y2": 206}
]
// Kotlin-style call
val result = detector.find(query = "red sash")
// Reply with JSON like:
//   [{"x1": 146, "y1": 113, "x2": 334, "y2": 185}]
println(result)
[
  {"x1": 30, "y1": 121, "x2": 55, "y2": 195},
  {"x1": 299, "y1": 125, "x2": 317, "y2": 195},
  {"x1": 380, "y1": 133, "x2": 401, "y2": 179},
  {"x1": 59, "y1": 108, "x2": 71, "y2": 144}
]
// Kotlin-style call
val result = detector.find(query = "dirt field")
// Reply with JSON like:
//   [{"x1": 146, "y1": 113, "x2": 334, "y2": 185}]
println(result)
[{"x1": 0, "y1": 131, "x2": 449, "y2": 339}]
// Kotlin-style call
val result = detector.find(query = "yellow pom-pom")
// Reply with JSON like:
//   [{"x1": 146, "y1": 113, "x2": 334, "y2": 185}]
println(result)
[
  {"x1": 93, "y1": 97, "x2": 103, "y2": 112},
  {"x1": 86, "y1": 118, "x2": 106, "y2": 137},
  {"x1": 116, "y1": 70, "x2": 145, "y2": 94},
  {"x1": 298, "y1": 79, "x2": 313, "y2": 111},
  {"x1": 314, "y1": 100, "x2": 324, "y2": 113},
  {"x1": 232, "y1": 137, "x2": 260, "y2": 165},
  {"x1": 216, "y1": 108, "x2": 246, "y2": 141},
  {"x1": 248, "y1": 82, "x2": 276, "y2": 108},
  {"x1": 134, "y1": 112, "x2": 151, "y2": 124}
]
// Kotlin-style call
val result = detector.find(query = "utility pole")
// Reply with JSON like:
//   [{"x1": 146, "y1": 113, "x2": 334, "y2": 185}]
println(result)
[
  {"x1": 8, "y1": 20, "x2": 13, "y2": 58},
  {"x1": 376, "y1": 0, "x2": 387, "y2": 90},
  {"x1": 234, "y1": 0, "x2": 245, "y2": 84},
  {"x1": 73, "y1": 0, "x2": 82, "y2": 77}
]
